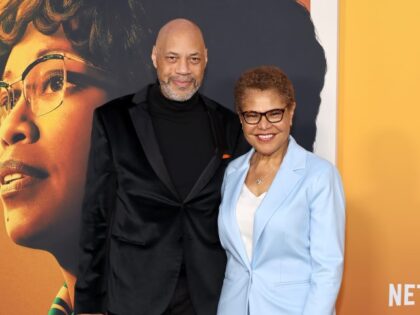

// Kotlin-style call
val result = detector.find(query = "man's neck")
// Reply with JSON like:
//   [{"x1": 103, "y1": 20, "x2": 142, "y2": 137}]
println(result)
[{"x1": 150, "y1": 84, "x2": 200, "y2": 112}]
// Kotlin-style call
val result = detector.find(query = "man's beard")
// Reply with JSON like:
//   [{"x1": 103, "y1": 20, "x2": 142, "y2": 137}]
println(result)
[{"x1": 159, "y1": 76, "x2": 200, "y2": 101}]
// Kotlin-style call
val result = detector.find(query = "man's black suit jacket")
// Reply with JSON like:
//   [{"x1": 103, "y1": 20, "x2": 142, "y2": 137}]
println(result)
[{"x1": 74, "y1": 85, "x2": 248, "y2": 315}]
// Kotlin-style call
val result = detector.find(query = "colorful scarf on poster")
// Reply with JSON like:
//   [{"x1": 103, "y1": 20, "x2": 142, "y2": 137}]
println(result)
[{"x1": 48, "y1": 283, "x2": 74, "y2": 315}]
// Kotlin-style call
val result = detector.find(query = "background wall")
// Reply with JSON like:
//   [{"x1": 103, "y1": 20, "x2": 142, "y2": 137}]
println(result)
[
  {"x1": 2, "y1": 0, "x2": 420, "y2": 314},
  {"x1": 0, "y1": 1, "x2": 325, "y2": 314},
  {"x1": 337, "y1": 0, "x2": 420, "y2": 314}
]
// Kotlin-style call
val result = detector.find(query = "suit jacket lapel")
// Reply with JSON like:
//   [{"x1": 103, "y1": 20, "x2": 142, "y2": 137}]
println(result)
[
  {"x1": 129, "y1": 88, "x2": 240, "y2": 203},
  {"x1": 223, "y1": 150, "x2": 254, "y2": 269},
  {"x1": 252, "y1": 137, "x2": 306, "y2": 251},
  {"x1": 129, "y1": 87, "x2": 179, "y2": 199},
  {"x1": 183, "y1": 97, "x2": 227, "y2": 203}
]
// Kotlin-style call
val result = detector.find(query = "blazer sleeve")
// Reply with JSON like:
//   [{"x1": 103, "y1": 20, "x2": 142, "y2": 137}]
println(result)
[
  {"x1": 303, "y1": 164, "x2": 345, "y2": 315},
  {"x1": 74, "y1": 108, "x2": 117, "y2": 314}
]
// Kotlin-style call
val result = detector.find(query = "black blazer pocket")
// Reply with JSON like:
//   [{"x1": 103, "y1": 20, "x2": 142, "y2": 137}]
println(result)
[
  {"x1": 111, "y1": 229, "x2": 148, "y2": 246},
  {"x1": 111, "y1": 209, "x2": 163, "y2": 247},
  {"x1": 111, "y1": 223, "x2": 163, "y2": 247}
]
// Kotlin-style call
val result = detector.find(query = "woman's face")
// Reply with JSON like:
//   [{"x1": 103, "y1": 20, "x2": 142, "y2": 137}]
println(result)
[
  {"x1": 239, "y1": 88, "x2": 295, "y2": 157},
  {"x1": 0, "y1": 24, "x2": 109, "y2": 249}
]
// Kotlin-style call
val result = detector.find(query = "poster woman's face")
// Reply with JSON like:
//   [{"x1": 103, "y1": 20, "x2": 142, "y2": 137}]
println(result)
[{"x1": 0, "y1": 24, "x2": 109, "y2": 248}]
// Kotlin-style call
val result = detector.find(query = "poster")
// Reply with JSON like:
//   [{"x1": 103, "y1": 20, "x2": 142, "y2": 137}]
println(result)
[{"x1": 0, "y1": 1, "x2": 336, "y2": 314}]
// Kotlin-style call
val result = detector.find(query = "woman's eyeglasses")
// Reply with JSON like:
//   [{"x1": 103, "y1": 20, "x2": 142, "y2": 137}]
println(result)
[
  {"x1": 0, "y1": 53, "x2": 109, "y2": 120},
  {"x1": 240, "y1": 108, "x2": 286, "y2": 125}
]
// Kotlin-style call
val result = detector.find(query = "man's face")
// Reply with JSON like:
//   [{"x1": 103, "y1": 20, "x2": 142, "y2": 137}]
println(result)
[{"x1": 151, "y1": 29, "x2": 207, "y2": 101}]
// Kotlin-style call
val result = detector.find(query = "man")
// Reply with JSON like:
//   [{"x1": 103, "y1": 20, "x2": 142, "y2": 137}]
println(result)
[{"x1": 74, "y1": 19, "x2": 248, "y2": 315}]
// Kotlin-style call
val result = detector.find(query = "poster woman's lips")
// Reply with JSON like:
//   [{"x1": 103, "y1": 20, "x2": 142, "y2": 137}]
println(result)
[{"x1": 0, "y1": 160, "x2": 49, "y2": 197}]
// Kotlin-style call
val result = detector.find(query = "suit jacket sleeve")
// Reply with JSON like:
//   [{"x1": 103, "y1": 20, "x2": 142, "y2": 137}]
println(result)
[
  {"x1": 303, "y1": 164, "x2": 345, "y2": 315},
  {"x1": 74, "y1": 108, "x2": 117, "y2": 314}
]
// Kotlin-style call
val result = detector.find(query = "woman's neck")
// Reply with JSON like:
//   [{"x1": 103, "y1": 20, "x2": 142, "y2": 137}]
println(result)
[
  {"x1": 245, "y1": 139, "x2": 290, "y2": 196},
  {"x1": 251, "y1": 141, "x2": 289, "y2": 169}
]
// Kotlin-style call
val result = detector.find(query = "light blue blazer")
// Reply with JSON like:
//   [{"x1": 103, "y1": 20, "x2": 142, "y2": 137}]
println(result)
[{"x1": 217, "y1": 137, "x2": 345, "y2": 315}]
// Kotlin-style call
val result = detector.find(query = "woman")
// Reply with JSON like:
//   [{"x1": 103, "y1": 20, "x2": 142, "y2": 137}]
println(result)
[
  {"x1": 0, "y1": 1, "x2": 149, "y2": 314},
  {"x1": 217, "y1": 66, "x2": 345, "y2": 315}
]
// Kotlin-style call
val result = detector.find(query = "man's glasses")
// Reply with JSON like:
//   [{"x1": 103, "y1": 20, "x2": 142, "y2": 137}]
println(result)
[
  {"x1": 240, "y1": 108, "x2": 286, "y2": 125},
  {"x1": 0, "y1": 53, "x2": 108, "y2": 120}
]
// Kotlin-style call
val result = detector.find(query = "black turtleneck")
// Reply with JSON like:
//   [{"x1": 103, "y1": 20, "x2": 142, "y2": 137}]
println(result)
[{"x1": 148, "y1": 84, "x2": 214, "y2": 200}]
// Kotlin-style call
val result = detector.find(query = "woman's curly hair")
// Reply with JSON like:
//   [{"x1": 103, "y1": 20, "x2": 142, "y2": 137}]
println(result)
[
  {"x1": 235, "y1": 65, "x2": 296, "y2": 112},
  {"x1": 0, "y1": 0, "x2": 150, "y2": 95}
]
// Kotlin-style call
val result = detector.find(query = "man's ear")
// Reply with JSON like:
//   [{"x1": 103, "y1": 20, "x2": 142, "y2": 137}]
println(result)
[
  {"x1": 151, "y1": 45, "x2": 158, "y2": 69},
  {"x1": 204, "y1": 48, "x2": 208, "y2": 65}
]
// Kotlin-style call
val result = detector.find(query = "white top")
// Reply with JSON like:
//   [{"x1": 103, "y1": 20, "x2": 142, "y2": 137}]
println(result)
[{"x1": 235, "y1": 184, "x2": 266, "y2": 260}]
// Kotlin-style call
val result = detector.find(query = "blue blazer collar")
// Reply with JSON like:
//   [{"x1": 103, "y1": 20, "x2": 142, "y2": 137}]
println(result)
[
  {"x1": 223, "y1": 137, "x2": 307, "y2": 267},
  {"x1": 252, "y1": 137, "x2": 306, "y2": 249}
]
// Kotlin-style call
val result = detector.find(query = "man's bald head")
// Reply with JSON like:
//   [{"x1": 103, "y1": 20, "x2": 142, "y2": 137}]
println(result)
[
  {"x1": 151, "y1": 19, "x2": 208, "y2": 101},
  {"x1": 155, "y1": 18, "x2": 206, "y2": 51}
]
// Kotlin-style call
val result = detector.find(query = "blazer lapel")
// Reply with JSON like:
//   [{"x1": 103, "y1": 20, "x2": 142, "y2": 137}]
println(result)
[
  {"x1": 129, "y1": 88, "x2": 179, "y2": 199},
  {"x1": 252, "y1": 137, "x2": 306, "y2": 251},
  {"x1": 222, "y1": 150, "x2": 254, "y2": 269},
  {"x1": 183, "y1": 97, "x2": 227, "y2": 203}
]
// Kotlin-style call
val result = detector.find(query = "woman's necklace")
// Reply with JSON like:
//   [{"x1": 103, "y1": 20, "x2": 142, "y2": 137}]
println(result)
[
  {"x1": 251, "y1": 160, "x2": 278, "y2": 185},
  {"x1": 251, "y1": 150, "x2": 286, "y2": 185},
  {"x1": 255, "y1": 175, "x2": 266, "y2": 185},
  {"x1": 255, "y1": 169, "x2": 276, "y2": 185}
]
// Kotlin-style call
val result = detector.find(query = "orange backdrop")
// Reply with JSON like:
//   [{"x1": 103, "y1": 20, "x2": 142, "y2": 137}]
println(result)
[
  {"x1": 3, "y1": 0, "x2": 420, "y2": 314},
  {"x1": 336, "y1": 0, "x2": 420, "y2": 314}
]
